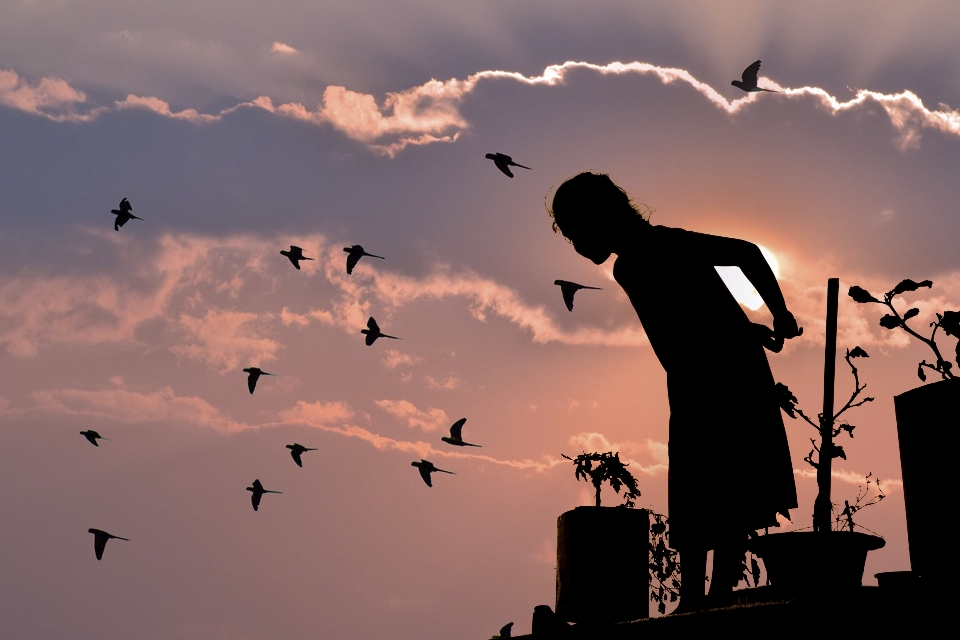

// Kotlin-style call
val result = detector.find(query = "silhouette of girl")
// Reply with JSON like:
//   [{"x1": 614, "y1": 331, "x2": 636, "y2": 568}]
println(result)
[{"x1": 550, "y1": 173, "x2": 801, "y2": 611}]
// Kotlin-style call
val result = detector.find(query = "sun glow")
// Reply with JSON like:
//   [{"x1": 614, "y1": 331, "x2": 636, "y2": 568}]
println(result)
[{"x1": 716, "y1": 245, "x2": 780, "y2": 311}]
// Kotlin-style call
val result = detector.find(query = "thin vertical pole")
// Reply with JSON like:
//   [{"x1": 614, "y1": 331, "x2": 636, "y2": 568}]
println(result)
[{"x1": 814, "y1": 278, "x2": 839, "y2": 532}]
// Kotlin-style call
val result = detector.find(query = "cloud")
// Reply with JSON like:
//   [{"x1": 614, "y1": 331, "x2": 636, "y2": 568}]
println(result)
[
  {"x1": 270, "y1": 42, "x2": 298, "y2": 55},
  {"x1": 567, "y1": 431, "x2": 669, "y2": 476},
  {"x1": 172, "y1": 309, "x2": 281, "y2": 373},
  {"x1": 0, "y1": 68, "x2": 99, "y2": 122},
  {"x1": 794, "y1": 467, "x2": 902, "y2": 492},
  {"x1": 425, "y1": 374, "x2": 459, "y2": 390},
  {"x1": 375, "y1": 399, "x2": 448, "y2": 432},
  {"x1": 115, "y1": 95, "x2": 224, "y2": 124},
  {"x1": 277, "y1": 400, "x2": 357, "y2": 427},
  {"x1": 779, "y1": 272, "x2": 960, "y2": 349},
  {"x1": 6, "y1": 59, "x2": 960, "y2": 154},
  {"x1": 342, "y1": 262, "x2": 649, "y2": 347},
  {"x1": 280, "y1": 400, "x2": 563, "y2": 471},
  {"x1": 0, "y1": 231, "x2": 646, "y2": 363},
  {"x1": 382, "y1": 350, "x2": 422, "y2": 369},
  {"x1": 18, "y1": 386, "x2": 254, "y2": 433}
]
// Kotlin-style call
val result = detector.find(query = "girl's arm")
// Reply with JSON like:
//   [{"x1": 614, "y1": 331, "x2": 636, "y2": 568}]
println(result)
[{"x1": 683, "y1": 230, "x2": 801, "y2": 338}]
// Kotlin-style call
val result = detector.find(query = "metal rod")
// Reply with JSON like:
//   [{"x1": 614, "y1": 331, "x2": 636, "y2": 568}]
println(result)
[{"x1": 814, "y1": 278, "x2": 839, "y2": 532}]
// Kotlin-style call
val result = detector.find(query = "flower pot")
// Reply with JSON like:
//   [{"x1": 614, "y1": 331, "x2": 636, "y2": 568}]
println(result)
[
  {"x1": 893, "y1": 377, "x2": 959, "y2": 592},
  {"x1": 750, "y1": 531, "x2": 884, "y2": 592},
  {"x1": 555, "y1": 506, "x2": 650, "y2": 624}
]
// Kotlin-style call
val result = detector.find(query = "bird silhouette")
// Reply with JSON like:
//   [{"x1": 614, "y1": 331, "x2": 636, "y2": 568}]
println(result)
[
  {"x1": 246, "y1": 478, "x2": 282, "y2": 511},
  {"x1": 286, "y1": 443, "x2": 317, "y2": 468},
  {"x1": 80, "y1": 430, "x2": 109, "y2": 446},
  {"x1": 88, "y1": 528, "x2": 128, "y2": 560},
  {"x1": 554, "y1": 280, "x2": 602, "y2": 311},
  {"x1": 280, "y1": 245, "x2": 314, "y2": 270},
  {"x1": 485, "y1": 153, "x2": 531, "y2": 178},
  {"x1": 411, "y1": 459, "x2": 455, "y2": 487},
  {"x1": 343, "y1": 245, "x2": 385, "y2": 274},
  {"x1": 441, "y1": 418, "x2": 482, "y2": 447},
  {"x1": 731, "y1": 60, "x2": 776, "y2": 93},
  {"x1": 109, "y1": 198, "x2": 143, "y2": 231},
  {"x1": 242, "y1": 367, "x2": 275, "y2": 394},
  {"x1": 361, "y1": 317, "x2": 399, "y2": 346},
  {"x1": 495, "y1": 622, "x2": 514, "y2": 638}
]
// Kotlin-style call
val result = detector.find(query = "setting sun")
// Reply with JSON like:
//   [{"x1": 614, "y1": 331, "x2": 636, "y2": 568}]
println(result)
[{"x1": 716, "y1": 245, "x2": 780, "y2": 311}]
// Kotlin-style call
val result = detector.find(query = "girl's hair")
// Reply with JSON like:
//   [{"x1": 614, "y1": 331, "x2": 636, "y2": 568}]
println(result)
[{"x1": 547, "y1": 172, "x2": 652, "y2": 235}]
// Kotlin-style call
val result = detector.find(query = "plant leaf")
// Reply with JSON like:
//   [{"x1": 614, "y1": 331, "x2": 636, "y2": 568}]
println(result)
[
  {"x1": 892, "y1": 279, "x2": 933, "y2": 295},
  {"x1": 848, "y1": 346, "x2": 869, "y2": 358},
  {"x1": 848, "y1": 286, "x2": 880, "y2": 303},
  {"x1": 879, "y1": 314, "x2": 901, "y2": 329},
  {"x1": 832, "y1": 445, "x2": 847, "y2": 460},
  {"x1": 774, "y1": 382, "x2": 798, "y2": 418},
  {"x1": 941, "y1": 310, "x2": 960, "y2": 337},
  {"x1": 918, "y1": 364, "x2": 927, "y2": 381},
  {"x1": 903, "y1": 308, "x2": 920, "y2": 321}
]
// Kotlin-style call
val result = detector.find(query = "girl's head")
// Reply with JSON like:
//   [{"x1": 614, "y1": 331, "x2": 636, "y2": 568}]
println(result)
[{"x1": 548, "y1": 173, "x2": 650, "y2": 263}]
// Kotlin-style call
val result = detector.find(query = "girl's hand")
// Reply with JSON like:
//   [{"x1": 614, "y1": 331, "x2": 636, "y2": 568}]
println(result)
[
  {"x1": 751, "y1": 322, "x2": 783, "y2": 353},
  {"x1": 774, "y1": 312, "x2": 803, "y2": 340}
]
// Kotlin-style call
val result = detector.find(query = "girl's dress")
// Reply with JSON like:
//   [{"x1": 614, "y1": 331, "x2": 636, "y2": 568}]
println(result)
[{"x1": 614, "y1": 225, "x2": 797, "y2": 549}]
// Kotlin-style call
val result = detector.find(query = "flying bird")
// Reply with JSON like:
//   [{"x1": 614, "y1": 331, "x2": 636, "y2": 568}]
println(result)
[
  {"x1": 361, "y1": 317, "x2": 399, "y2": 346},
  {"x1": 554, "y1": 280, "x2": 602, "y2": 311},
  {"x1": 109, "y1": 198, "x2": 143, "y2": 231},
  {"x1": 246, "y1": 478, "x2": 282, "y2": 511},
  {"x1": 495, "y1": 622, "x2": 514, "y2": 638},
  {"x1": 280, "y1": 245, "x2": 314, "y2": 270},
  {"x1": 485, "y1": 153, "x2": 531, "y2": 178},
  {"x1": 286, "y1": 443, "x2": 318, "y2": 468},
  {"x1": 343, "y1": 245, "x2": 385, "y2": 274},
  {"x1": 242, "y1": 367, "x2": 275, "y2": 394},
  {"x1": 80, "y1": 430, "x2": 109, "y2": 447},
  {"x1": 88, "y1": 528, "x2": 129, "y2": 561},
  {"x1": 411, "y1": 459, "x2": 455, "y2": 487},
  {"x1": 731, "y1": 60, "x2": 776, "y2": 93},
  {"x1": 441, "y1": 418, "x2": 482, "y2": 447}
]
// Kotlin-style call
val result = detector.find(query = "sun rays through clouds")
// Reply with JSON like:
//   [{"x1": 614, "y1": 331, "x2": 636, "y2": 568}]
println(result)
[{"x1": 5, "y1": 61, "x2": 960, "y2": 155}]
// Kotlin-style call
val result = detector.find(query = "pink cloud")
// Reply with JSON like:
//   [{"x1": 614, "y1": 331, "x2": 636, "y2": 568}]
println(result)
[
  {"x1": 270, "y1": 42, "x2": 298, "y2": 55},
  {"x1": 779, "y1": 272, "x2": 960, "y2": 350},
  {"x1": 381, "y1": 350, "x2": 422, "y2": 369},
  {"x1": 0, "y1": 68, "x2": 98, "y2": 121},
  {"x1": 172, "y1": 309, "x2": 281, "y2": 373},
  {"x1": 283, "y1": 418, "x2": 562, "y2": 472},
  {"x1": 794, "y1": 467, "x2": 902, "y2": 492},
  {"x1": 375, "y1": 398, "x2": 448, "y2": 432},
  {"x1": 424, "y1": 374, "x2": 459, "y2": 390},
  {"x1": 23, "y1": 386, "x2": 254, "y2": 433},
  {"x1": 567, "y1": 431, "x2": 669, "y2": 477},
  {"x1": 277, "y1": 400, "x2": 357, "y2": 426}
]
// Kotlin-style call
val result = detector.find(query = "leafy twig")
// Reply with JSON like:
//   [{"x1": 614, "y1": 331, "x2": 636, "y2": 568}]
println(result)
[
  {"x1": 849, "y1": 279, "x2": 958, "y2": 380},
  {"x1": 648, "y1": 513, "x2": 681, "y2": 614}
]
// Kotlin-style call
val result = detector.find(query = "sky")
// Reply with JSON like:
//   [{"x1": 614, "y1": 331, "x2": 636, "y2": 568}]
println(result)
[{"x1": 3, "y1": 1, "x2": 960, "y2": 638}]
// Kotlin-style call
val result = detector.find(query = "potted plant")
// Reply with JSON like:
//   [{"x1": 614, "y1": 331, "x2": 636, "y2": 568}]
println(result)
[
  {"x1": 555, "y1": 451, "x2": 650, "y2": 624},
  {"x1": 847, "y1": 278, "x2": 960, "y2": 590},
  {"x1": 750, "y1": 345, "x2": 886, "y2": 592}
]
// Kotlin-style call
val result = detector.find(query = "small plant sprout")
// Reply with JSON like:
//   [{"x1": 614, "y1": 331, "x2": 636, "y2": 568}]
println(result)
[
  {"x1": 835, "y1": 473, "x2": 885, "y2": 533},
  {"x1": 848, "y1": 279, "x2": 960, "y2": 381},
  {"x1": 562, "y1": 451, "x2": 640, "y2": 508}
]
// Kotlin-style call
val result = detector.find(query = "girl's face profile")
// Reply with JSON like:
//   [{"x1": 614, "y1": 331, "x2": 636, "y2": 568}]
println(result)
[{"x1": 560, "y1": 217, "x2": 613, "y2": 264}]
